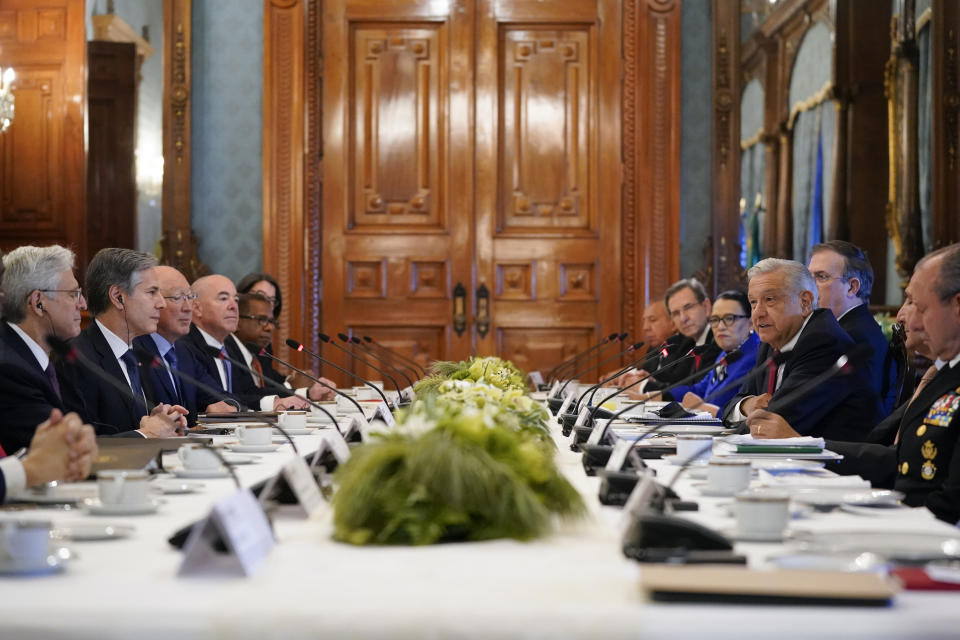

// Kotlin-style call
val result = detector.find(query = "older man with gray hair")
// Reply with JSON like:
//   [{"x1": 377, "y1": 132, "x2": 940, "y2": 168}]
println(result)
[{"x1": 721, "y1": 257, "x2": 881, "y2": 441}]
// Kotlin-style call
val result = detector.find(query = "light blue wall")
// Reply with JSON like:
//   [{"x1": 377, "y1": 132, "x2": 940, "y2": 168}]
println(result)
[
  {"x1": 191, "y1": 0, "x2": 263, "y2": 282},
  {"x1": 679, "y1": 1, "x2": 713, "y2": 282},
  {"x1": 86, "y1": 0, "x2": 165, "y2": 255}
]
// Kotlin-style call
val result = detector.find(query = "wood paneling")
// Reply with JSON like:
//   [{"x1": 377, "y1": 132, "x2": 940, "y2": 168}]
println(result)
[
  {"x1": 87, "y1": 41, "x2": 136, "y2": 257},
  {"x1": 0, "y1": 0, "x2": 85, "y2": 263},
  {"x1": 711, "y1": 0, "x2": 741, "y2": 292},
  {"x1": 267, "y1": 0, "x2": 683, "y2": 383},
  {"x1": 622, "y1": 0, "x2": 682, "y2": 343},
  {"x1": 160, "y1": 0, "x2": 206, "y2": 282}
]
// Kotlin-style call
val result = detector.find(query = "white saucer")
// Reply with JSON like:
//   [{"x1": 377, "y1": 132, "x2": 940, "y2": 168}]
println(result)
[
  {"x1": 51, "y1": 522, "x2": 136, "y2": 541},
  {"x1": 0, "y1": 545, "x2": 72, "y2": 575},
  {"x1": 229, "y1": 444, "x2": 281, "y2": 453},
  {"x1": 273, "y1": 427, "x2": 316, "y2": 436},
  {"x1": 661, "y1": 454, "x2": 711, "y2": 467},
  {"x1": 85, "y1": 498, "x2": 161, "y2": 516},
  {"x1": 152, "y1": 479, "x2": 205, "y2": 494},
  {"x1": 172, "y1": 468, "x2": 230, "y2": 479},
  {"x1": 221, "y1": 453, "x2": 259, "y2": 465}
]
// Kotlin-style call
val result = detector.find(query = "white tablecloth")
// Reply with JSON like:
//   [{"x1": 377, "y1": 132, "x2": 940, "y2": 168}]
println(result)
[{"x1": 3, "y1": 429, "x2": 960, "y2": 639}]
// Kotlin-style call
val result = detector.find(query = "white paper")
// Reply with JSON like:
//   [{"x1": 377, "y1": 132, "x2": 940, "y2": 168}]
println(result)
[
  {"x1": 605, "y1": 439, "x2": 633, "y2": 472},
  {"x1": 401, "y1": 385, "x2": 415, "y2": 401},
  {"x1": 621, "y1": 471, "x2": 659, "y2": 532},
  {"x1": 280, "y1": 456, "x2": 325, "y2": 516},
  {"x1": 346, "y1": 414, "x2": 371, "y2": 442},
  {"x1": 179, "y1": 489, "x2": 274, "y2": 577},
  {"x1": 320, "y1": 429, "x2": 351, "y2": 464},
  {"x1": 574, "y1": 406, "x2": 591, "y2": 428},
  {"x1": 527, "y1": 371, "x2": 544, "y2": 386},
  {"x1": 374, "y1": 401, "x2": 395, "y2": 428},
  {"x1": 586, "y1": 418, "x2": 613, "y2": 446},
  {"x1": 548, "y1": 380, "x2": 560, "y2": 397},
  {"x1": 723, "y1": 434, "x2": 825, "y2": 448},
  {"x1": 557, "y1": 394, "x2": 575, "y2": 417}
]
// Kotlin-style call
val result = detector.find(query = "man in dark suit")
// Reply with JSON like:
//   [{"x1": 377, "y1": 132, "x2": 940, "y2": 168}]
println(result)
[
  {"x1": 809, "y1": 240, "x2": 897, "y2": 417},
  {"x1": 133, "y1": 266, "x2": 238, "y2": 425},
  {"x1": 62, "y1": 249, "x2": 184, "y2": 438},
  {"x1": 622, "y1": 278, "x2": 721, "y2": 396},
  {"x1": 235, "y1": 292, "x2": 287, "y2": 386},
  {"x1": 182, "y1": 274, "x2": 311, "y2": 411},
  {"x1": 749, "y1": 244, "x2": 960, "y2": 523},
  {"x1": 722, "y1": 258, "x2": 880, "y2": 441}
]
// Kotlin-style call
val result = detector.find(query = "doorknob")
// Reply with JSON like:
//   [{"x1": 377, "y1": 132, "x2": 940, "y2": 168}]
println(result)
[
  {"x1": 453, "y1": 282, "x2": 467, "y2": 337},
  {"x1": 475, "y1": 284, "x2": 490, "y2": 339}
]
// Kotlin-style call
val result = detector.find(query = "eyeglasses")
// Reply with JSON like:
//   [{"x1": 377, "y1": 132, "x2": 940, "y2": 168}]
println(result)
[
  {"x1": 239, "y1": 314, "x2": 277, "y2": 328},
  {"x1": 812, "y1": 271, "x2": 847, "y2": 284},
  {"x1": 163, "y1": 292, "x2": 199, "y2": 303},
  {"x1": 669, "y1": 302, "x2": 701, "y2": 319},
  {"x1": 708, "y1": 314, "x2": 748, "y2": 328},
  {"x1": 39, "y1": 288, "x2": 84, "y2": 302}
]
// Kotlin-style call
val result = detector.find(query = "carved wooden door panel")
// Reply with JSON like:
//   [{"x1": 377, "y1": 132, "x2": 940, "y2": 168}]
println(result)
[
  {"x1": 474, "y1": 0, "x2": 622, "y2": 376},
  {"x1": 322, "y1": 0, "x2": 475, "y2": 379},
  {"x1": 322, "y1": 0, "x2": 621, "y2": 380}
]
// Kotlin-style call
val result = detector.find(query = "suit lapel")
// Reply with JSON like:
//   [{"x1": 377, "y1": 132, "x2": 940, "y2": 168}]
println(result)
[
  {"x1": 87, "y1": 323, "x2": 144, "y2": 417},
  {"x1": 900, "y1": 364, "x2": 960, "y2": 428}
]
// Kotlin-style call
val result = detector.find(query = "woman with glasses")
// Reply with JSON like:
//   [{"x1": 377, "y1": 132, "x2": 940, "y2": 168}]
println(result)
[{"x1": 656, "y1": 290, "x2": 760, "y2": 416}]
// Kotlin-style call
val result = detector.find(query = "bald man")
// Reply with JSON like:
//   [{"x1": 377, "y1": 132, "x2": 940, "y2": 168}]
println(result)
[
  {"x1": 181, "y1": 275, "x2": 309, "y2": 411},
  {"x1": 132, "y1": 266, "x2": 238, "y2": 424}
]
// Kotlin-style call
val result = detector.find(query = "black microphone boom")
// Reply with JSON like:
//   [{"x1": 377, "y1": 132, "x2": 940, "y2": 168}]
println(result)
[
  {"x1": 330, "y1": 332, "x2": 405, "y2": 401},
  {"x1": 548, "y1": 333, "x2": 621, "y2": 382},
  {"x1": 362, "y1": 336, "x2": 426, "y2": 377},
  {"x1": 557, "y1": 341, "x2": 645, "y2": 401},
  {"x1": 287, "y1": 338, "x2": 391, "y2": 410},
  {"x1": 349, "y1": 336, "x2": 415, "y2": 389}
]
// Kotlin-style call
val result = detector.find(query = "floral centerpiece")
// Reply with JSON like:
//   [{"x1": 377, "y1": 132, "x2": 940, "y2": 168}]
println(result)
[{"x1": 331, "y1": 357, "x2": 583, "y2": 546}]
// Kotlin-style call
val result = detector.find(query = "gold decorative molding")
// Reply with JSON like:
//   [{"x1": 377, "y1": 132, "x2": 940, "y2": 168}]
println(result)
[
  {"x1": 786, "y1": 80, "x2": 834, "y2": 129},
  {"x1": 740, "y1": 127, "x2": 765, "y2": 150}
]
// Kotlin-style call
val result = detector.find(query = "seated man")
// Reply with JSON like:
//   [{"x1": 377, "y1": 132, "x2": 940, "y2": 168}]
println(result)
[
  {"x1": 133, "y1": 266, "x2": 237, "y2": 425},
  {"x1": 0, "y1": 409, "x2": 97, "y2": 503},
  {"x1": 182, "y1": 275, "x2": 311, "y2": 411},
  {"x1": 62, "y1": 248, "x2": 185, "y2": 437},
  {"x1": 722, "y1": 258, "x2": 880, "y2": 441},
  {"x1": 809, "y1": 240, "x2": 896, "y2": 416},
  {"x1": 749, "y1": 244, "x2": 960, "y2": 524},
  {"x1": 605, "y1": 298, "x2": 676, "y2": 386},
  {"x1": 233, "y1": 292, "x2": 336, "y2": 400},
  {"x1": 650, "y1": 290, "x2": 761, "y2": 416},
  {"x1": 622, "y1": 279, "x2": 721, "y2": 394}
]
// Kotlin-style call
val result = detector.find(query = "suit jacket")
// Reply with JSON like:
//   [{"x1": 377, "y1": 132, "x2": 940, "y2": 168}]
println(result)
[
  {"x1": 662, "y1": 332, "x2": 761, "y2": 409},
  {"x1": 645, "y1": 329, "x2": 723, "y2": 388},
  {"x1": 827, "y1": 361, "x2": 960, "y2": 524},
  {"x1": 839, "y1": 303, "x2": 897, "y2": 418},
  {"x1": 256, "y1": 343, "x2": 288, "y2": 386},
  {"x1": 60, "y1": 322, "x2": 147, "y2": 436},
  {"x1": 0, "y1": 322, "x2": 77, "y2": 451},
  {"x1": 721, "y1": 308, "x2": 881, "y2": 441},
  {"x1": 179, "y1": 325, "x2": 285, "y2": 410},
  {"x1": 133, "y1": 334, "x2": 231, "y2": 425}
]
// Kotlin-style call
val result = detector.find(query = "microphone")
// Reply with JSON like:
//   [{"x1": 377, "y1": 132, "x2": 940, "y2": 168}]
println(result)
[
  {"x1": 349, "y1": 336, "x2": 416, "y2": 389},
  {"x1": 556, "y1": 340, "x2": 645, "y2": 401},
  {"x1": 329, "y1": 332, "x2": 404, "y2": 401},
  {"x1": 572, "y1": 343, "x2": 679, "y2": 415},
  {"x1": 135, "y1": 346, "x2": 304, "y2": 455},
  {"x1": 761, "y1": 343, "x2": 873, "y2": 417},
  {"x1": 361, "y1": 336, "x2": 426, "y2": 377},
  {"x1": 548, "y1": 333, "x2": 621, "y2": 383},
  {"x1": 318, "y1": 333, "x2": 395, "y2": 407},
  {"x1": 287, "y1": 338, "x2": 391, "y2": 410}
]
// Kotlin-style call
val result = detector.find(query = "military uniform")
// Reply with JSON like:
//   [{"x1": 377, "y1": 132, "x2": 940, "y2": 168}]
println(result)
[{"x1": 828, "y1": 360, "x2": 960, "y2": 524}]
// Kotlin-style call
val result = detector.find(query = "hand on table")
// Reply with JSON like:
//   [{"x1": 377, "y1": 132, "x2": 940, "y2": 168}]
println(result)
[
  {"x1": 21, "y1": 409, "x2": 74, "y2": 487},
  {"x1": 139, "y1": 403, "x2": 187, "y2": 437},
  {"x1": 205, "y1": 400, "x2": 237, "y2": 414},
  {"x1": 746, "y1": 409, "x2": 800, "y2": 439},
  {"x1": 681, "y1": 392, "x2": 719, "y2": 417},
  {"x1": 740, "y1": 393, "x2": 771, "y2": 417},
  {"x1": 307, "y1": 377, "x2": 337, "y2": 401},
  {"x1": 274, "y1": 395, "x2": 310, "y2": 411}
]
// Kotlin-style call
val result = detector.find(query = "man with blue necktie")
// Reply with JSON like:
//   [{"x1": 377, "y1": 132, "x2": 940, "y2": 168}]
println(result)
[{"x1": 133, "y1": 266, "x2": 238, "y2": 425}]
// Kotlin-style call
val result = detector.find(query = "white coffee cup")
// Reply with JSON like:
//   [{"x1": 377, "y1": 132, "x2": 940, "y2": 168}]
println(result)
[
  {"x1": 356, "y1": 387, "x2": 378, "y2": 401},
  {"x1": 1, "y1": 520, "x2": 51, "y2": 562},
  {"x1": 733, "y1": 488, "x2": 790, "y2": 541},
  {"x1": 675, "y1": 435, "x2": 713, "y2": 463},
  {"x1": 278, "y1": 411, "x2": 307, "y2": 429},
  {"x1": 310, "y1": 402, "x2": 337, "y2": 422},
  {"x1": 178, "y1": 444, "x2": 222, "y2": 471},
  {"x1": 337, "y1": 394, "x2": 361, "y2": 413},
  {"x1": 235, "y1": 424, "x2": 273, "y2": 446},
  {"x1": 706, "y1": 459, "x2": 752, "y2": 496},
  {"x1": 98, "y1": 469, "x2": 151, "y2": 507}
]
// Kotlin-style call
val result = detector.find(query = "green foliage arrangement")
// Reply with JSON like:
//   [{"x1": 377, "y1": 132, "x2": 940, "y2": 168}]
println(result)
[{"x1": 331, "y1": 359, "x2": 583, "y2": 546}]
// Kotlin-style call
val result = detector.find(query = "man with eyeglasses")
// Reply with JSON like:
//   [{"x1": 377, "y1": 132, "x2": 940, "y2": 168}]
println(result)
[
  {"x1": 183, "y1": 275, "x2": 311, "y2": 411},
  {"x1": 721, "y1": 258, "x2": 880, "y2": 440},
  {"x1": 232, "y1": 292, "x2": 337, "y2": 401},
  {"x1": 132, "y1": 266, "x2": 239, "y2": 425},
  {"x1": 62, "y1": 248, "x2": 186, "y2": 438},
  {"x1": 808, "y1": 240, "x2": 896, "y2": 416}
]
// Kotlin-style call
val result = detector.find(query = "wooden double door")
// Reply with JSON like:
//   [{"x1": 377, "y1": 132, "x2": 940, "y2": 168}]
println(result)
[{"x1": 321, "y1": 0, "x2": 623, "y2": 379}]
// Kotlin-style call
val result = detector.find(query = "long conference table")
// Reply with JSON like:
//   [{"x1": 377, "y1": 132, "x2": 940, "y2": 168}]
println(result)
[{"x1": 4, "y1": 407, "x2": 960, "y2": 639}]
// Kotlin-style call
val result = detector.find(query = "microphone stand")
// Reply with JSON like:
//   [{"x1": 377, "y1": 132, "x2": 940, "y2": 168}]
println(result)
[
  {"x1": 286, "y1": 338, "x2": 392, "y2": 410},
  {"x1": 548, "y1": 333, "x2": 622, "y2": 385},
  {"x1": 555, "y1": 340, "x2": 645, "y2": 403},
  {"x1": 349, "y1": 336, "x2": 415, "y2": 389},
  {"x1": 327, "y1": 332, "x2": 404, "y2": 402},
  {"x1": 361, "y1": 336, "x2": 426, "y2": 378}
]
